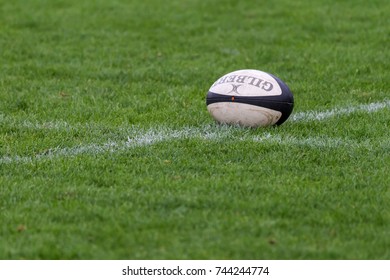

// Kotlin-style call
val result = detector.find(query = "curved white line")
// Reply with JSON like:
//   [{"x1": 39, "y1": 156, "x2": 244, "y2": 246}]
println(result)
[{"x1": 1, "y1": 100, "x2": 389, "y2": 164}]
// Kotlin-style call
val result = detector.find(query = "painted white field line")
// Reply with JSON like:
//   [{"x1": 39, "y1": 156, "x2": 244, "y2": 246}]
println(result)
[
  {"x1": 1, "y1": 128, "x2": 388, "y2": 165},
  {"x1": 1, "y1": 99, "x2": 389, "y2": 164},
  {"x1": 0, "y1": 125, "x2": 235, "y2": 164},
  {"x1": 1, "y1": 99, "x2": 389, "y2": 131},
  {"x1": 291, "y1": 99, "x2": 390, "y2": 122}
]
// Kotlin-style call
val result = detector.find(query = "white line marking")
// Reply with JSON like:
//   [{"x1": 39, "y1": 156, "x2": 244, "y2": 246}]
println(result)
[
  {"x1": 1, "y1": 100, "x2": 389, "y2": 164},
  {"x1": 1, "y1": 127, "x2": 388, "y2": 165},
  {"x1": 0, "y1": 125, "x2": 235, "y2": 164},
  {"x1": 291, "y1": 99, "x2": 390, "y2": 122},
  {"x1": 1, "y1": 100, "x2": 389, "y2": 131}
]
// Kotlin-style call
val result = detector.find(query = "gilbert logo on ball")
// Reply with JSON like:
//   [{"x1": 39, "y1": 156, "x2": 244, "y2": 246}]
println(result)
[{"x1": 206, "y1": 69, "x2": 294, "y2": 127}]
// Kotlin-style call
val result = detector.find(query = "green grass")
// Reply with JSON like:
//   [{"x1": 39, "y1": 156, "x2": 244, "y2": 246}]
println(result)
[{"x1": 0, "y1": 0, "x2": 389, "y2": 259}]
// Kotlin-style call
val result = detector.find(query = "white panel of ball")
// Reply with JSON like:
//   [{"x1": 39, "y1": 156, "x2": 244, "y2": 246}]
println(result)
[{"x1": 207, "y1": 102, "x2": 282, "y2": 127}]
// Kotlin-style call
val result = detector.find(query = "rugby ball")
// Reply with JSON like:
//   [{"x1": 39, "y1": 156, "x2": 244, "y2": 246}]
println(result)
[{"x1": 206, "y1": 69, "x2": 294, "y2": 127}]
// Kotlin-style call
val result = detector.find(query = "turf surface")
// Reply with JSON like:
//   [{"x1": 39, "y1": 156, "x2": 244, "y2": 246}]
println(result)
[{"x1": 0, "y1": 0, "x2": 389, "y2": 259}]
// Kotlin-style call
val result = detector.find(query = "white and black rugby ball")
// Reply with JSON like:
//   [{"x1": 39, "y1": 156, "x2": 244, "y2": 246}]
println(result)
[{"x1": 206, "y1": 69, "x2": 294, "y2": 127}]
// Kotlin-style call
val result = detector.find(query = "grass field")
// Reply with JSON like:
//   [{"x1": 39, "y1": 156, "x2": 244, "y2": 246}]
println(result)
[{"x1": 0, "y1": 0, "x2": 389, "y2": 259}]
